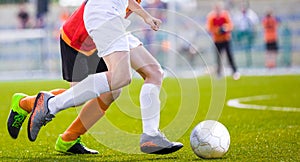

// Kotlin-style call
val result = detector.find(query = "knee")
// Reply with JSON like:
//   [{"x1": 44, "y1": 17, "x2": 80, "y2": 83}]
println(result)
[
  {"x1": 140, "y1": 65, "x2": 164, "y2": 84},
  {"x1": 119, "y1": 74, "x2": 132, "y2": 88},
  {"x1": 98, "y1": 88, "x2": 122, "y2": 112},
  {"x1": 106, "y1": 71, "x2": 132, "y2": 90},
  {"x1": 112, "y1": 89, "x2": 122, "y2": 100},
  {"x1": 152, "y1": 67, "x2": 164, "y2": 81}
]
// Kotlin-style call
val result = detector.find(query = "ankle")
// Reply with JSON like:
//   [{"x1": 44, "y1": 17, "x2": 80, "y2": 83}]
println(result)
[
  {"x1": 61, "y1": 132, "x2": 79, "y2": 142},
  {"x1": 19, "y1": 97, "x2": 33, "y2": 113}
]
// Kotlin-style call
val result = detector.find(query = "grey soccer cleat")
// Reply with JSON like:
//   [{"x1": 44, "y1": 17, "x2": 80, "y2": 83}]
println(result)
[
  {"x1": 140, "y1": 131, "x2": 183, "y2": 154},
  {"x1": 28, "y1": 91, "x2": 55, "y2": 142}
]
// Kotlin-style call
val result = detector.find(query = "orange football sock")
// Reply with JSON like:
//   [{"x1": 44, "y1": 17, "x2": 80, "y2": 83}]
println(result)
[
  {"x1": 19, "y1": 89, "x2": 66, "y2": 113},
  {"x1": 50, "y1": 89, "x2": 67, "y2": 95},
  {"x1": 61, "y1": 97, "x2": 109, "y2": 142},
  {"x1": 19, "y1": 96, "x2": 36, "y2": 113}
]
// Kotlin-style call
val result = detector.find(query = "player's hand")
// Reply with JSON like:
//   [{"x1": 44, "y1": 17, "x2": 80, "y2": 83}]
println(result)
[{"x1": 144, "y1": 16, "x2": 162, "y2": 31}]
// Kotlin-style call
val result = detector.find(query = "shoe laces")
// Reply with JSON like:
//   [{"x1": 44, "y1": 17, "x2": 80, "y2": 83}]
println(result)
[
  {"x1": 157, "y1": 130, "x2": 171, "y2": 143},
  {"x1": 158, "y1": 130, "x2": 166, "y2": 138},
  {"x1": 12, "y1": 114, "x2": 26, "y2": 128}
]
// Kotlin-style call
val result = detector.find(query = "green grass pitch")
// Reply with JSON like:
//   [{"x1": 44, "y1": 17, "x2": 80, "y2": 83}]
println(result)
[{"x1": 0, "y1": 75, "x2": 299, "y2": 161}]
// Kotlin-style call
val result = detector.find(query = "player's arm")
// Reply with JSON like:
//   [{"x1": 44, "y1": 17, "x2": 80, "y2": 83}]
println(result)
[{"x1": 127, "y1": 0, "x2": 161, "y2": 31}]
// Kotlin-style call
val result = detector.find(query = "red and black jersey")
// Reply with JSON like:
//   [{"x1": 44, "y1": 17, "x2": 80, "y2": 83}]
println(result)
[
  {"x1": 61, "y1": 1, "x2": 95, "y2": 56},
  {"x1": 61, "y1": 0, "x2": 142, "y2": 56}
]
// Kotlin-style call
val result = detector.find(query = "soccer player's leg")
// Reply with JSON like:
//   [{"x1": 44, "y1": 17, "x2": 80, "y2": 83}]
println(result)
[
  {"x1": 130, "y1": 45, "x2": 183, "y2": 154},
  {"x1": 55, "y1": 90, "x2": 121, "y2": 154},
  {"x1": 54, "y1": 51, "x2": 107, "y2": 154},
  {"x1": 57, "y1": 54, "x2": 122, "y2": 154},
  {"x1": 38, "y1": 38, "x2": 123, "y2": 153},
  {"x1": 28, "y1": 52, "x2": 129, "y2": 142},
  {"x1": 7, "y1": 89, "x2": 66, "y2": 139},
  {"x1": 27, "y1": 36, "x2": 93, "y2": 142},
  {"x1": 47, "y1": 52, "x2": 130, "y2": 151}
]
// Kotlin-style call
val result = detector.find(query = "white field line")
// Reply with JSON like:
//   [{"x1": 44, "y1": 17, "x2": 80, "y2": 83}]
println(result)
[{"x1": 227, "y1": 95, "x2": 300, "y2": 112}]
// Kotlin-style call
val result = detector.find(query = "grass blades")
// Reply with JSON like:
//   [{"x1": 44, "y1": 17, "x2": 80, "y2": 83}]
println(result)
[{"x1": 0, "y1": 75, "x2": 299, "y2": 161}]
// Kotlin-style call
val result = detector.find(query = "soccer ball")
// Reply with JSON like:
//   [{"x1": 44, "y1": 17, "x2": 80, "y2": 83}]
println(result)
[{"x1": 190, "y1": 120, "x2": 230, "y2": 159}]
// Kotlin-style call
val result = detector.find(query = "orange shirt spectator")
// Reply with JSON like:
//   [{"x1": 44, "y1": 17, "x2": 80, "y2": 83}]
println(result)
[
  {"x1": 206, "y1": 7, "x2": 233, "y2": 43},
  {"x1": 262, "y1": 13, "x2": 278, "y2": 43},
  {"x1": 206, "y1": 2, "x2": 239, "y2": 80},
  {"x1": 262, "y1": 10, "x2": 279, "y2": 68}
]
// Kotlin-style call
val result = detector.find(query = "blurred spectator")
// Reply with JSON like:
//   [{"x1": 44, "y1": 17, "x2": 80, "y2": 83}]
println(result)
[
  {"x1": 17, "y1": 3, "x2": 30, "y2": 29},
  {"x1": 206, "y1": 1, "x2": 240, "y2": 80},
  {"x1": 262, "y1": 9, "x2": 280, "y2": 68},
  {"x1": 35, "y1": 0, "x2": 49, "y2": 28},
  {"x1": 281, "y1": 23, "x2": 292, "y2": 67},
  {"x1": 144, "y1": 0, "x2": 167, "y2": 21},
  {"x1": 231, "y1": 0, "x2": 259, "y2": 67}
]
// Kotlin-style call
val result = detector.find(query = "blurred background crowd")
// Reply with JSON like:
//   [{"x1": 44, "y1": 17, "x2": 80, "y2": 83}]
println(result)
[{"x1": 0, "y1": 0, "x2": 299, "y2": 80}]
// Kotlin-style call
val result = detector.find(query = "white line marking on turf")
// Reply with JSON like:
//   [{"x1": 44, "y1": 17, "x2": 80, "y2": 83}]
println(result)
[{"x1": 227, "y1": 95, "x2": 300, "y2": 112}]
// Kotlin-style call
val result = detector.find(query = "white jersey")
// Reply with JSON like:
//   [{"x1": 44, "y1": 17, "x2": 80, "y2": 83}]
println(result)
[
  {"x1": 84, "y1": 0, "x2": 128, "y2": 32},
  {"x1": 83, "y1": 0, "x2": 141, "y2": 57},
  {"x1": 232, "y1": 9, "x2": 259, "y2": 31}
]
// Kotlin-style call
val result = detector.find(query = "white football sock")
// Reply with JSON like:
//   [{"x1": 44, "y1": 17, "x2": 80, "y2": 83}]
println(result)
[
  {"x1": 48, "y1": 72, "x2": 110, "y2": 115},
  {"x1": 140, "y1": 83, "x2": 161, "y2": 136}
]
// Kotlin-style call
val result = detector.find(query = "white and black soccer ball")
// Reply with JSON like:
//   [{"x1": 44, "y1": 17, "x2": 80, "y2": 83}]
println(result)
[{"x1": 190, "y1": 120, "x2": 230, "y2": 159}]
